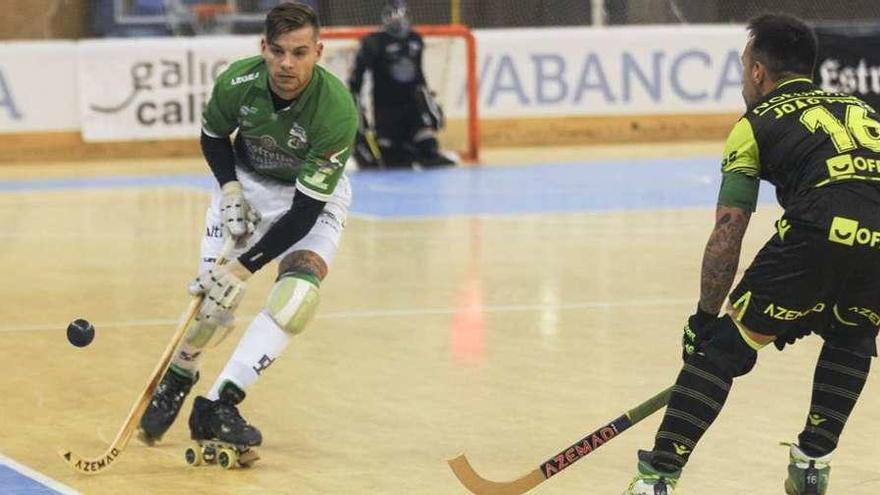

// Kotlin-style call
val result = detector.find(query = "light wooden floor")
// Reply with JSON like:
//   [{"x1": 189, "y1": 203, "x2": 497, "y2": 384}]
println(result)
[{"x1": 2, "y1": 148, "x2": 880, "y2": 494}]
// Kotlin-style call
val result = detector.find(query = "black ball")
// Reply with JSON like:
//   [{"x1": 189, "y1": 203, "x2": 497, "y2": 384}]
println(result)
[{"x1": 67, "y1": 318, "x2": 95, "y2": 347}]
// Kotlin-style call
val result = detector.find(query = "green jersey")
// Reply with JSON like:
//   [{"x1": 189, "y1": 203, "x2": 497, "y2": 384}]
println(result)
[
  {"x1": 202, "y1": 56, "x2": 358, "y2": 201},
  {"x1": 718, "y1": 77, "x2": 880, "y2": 216}
]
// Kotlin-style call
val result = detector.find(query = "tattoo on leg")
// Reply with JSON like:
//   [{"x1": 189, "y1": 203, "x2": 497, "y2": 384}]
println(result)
[{"x1": 278, "y1": 250, "x2": 327, "y2": 280}]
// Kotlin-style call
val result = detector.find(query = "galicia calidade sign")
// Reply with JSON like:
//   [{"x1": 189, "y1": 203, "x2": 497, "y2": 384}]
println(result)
[{"x1": 78, "y1": 36, "x2": 256, "y2": 141}]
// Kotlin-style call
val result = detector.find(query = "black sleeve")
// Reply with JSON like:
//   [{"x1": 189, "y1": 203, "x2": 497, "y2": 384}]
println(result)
[
  {"x1": 348, "y1": 36, "x2": 373, "y2": 95},
  {"x1": 237, "y1": 192, "x2": 327, "y2": 273},
  {"x1": 201, "y1": 131, "x2": 237, "y2": 186}
]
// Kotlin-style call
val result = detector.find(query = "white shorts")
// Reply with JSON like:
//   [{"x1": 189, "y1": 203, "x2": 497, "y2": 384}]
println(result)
[{"x1": 199, "y1": 168, "x2": 351, "y2": 273}]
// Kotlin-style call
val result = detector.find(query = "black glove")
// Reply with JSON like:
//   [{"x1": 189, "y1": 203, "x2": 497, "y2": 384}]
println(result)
[
  {"x1": 682, "y1": 306, "x2": 717, "y2": 361},
  {"x1": 773, "y1": 327, "x2": 812, "y2": 351}
]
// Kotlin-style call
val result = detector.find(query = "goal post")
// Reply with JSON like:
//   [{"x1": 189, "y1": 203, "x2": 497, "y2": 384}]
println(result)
[{"x1": 320, "y1": 24, "x2": 480, "y2": 162}]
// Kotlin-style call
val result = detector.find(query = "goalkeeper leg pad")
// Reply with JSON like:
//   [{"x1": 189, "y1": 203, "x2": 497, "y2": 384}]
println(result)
[{"x1": 266, "y1": 273, "x2": 320, "y2": 336}]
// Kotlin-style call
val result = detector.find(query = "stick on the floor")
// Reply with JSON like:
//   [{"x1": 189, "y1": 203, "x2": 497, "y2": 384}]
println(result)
[
  {"x1": 58, "y1": 237, "x2": 235, "y2": 475},
  {"x1": 448, "y1": 386, "x2": 672, "y2": 495}
]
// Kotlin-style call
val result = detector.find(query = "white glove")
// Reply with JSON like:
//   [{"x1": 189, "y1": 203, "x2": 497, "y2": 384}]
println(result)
[
  {"x1": 220, "y1": 181, "x2": 260, "y2": 239},
  {"x1": 189, "y1": 260, "x2": 252, "y2": 321}
]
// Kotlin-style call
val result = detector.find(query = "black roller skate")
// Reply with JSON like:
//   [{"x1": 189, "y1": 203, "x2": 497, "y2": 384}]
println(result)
[
  {"x1": 138, "y1": 366, "x2": 198, "y2": 445},
  {"x1": 184, "y1": 382, "x2": 262, "y2": 469}
]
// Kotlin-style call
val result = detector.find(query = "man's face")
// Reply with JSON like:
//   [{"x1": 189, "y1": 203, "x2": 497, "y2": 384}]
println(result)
[
  {"x1": 741, "y1": 38, "x2": 762, "y2": 109},
  {"x1": 261, "y1": 26, "x2": 323, "y2": 100}
]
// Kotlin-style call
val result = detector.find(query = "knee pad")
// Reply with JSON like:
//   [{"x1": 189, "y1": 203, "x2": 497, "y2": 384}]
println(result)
[
  {"x1": 185, "y1": 311, "x2": 234, "y2": 349},
  {"x1": 820, "y1": 305, "x2": 880, "y2": 358},
  {"x1": 266, "y1": 273, "x2": 320, "y2": 335},
  {"x1": 701, "y1": 315, "x2": 759, "y2": 378}
]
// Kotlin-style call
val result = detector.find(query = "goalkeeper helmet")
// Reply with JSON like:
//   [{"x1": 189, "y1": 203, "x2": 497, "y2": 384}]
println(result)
[{"x1": 382, "y1": 1, "x2": 410, "y2": 38}]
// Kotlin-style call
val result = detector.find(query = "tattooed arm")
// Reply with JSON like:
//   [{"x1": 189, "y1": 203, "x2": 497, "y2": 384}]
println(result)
[{"x1": 698, "y1": 205, "x2": 752, "y2": 314}]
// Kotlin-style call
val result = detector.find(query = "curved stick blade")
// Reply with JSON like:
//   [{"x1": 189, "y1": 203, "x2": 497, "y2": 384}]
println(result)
[
  {"x1": 447, "y1": 454, "x2": 545, "y2": 495},
  {"x1": 58, "y1": 447, "x2": 125, "y2": 475},
  {"x1": 56, "y1": 237, "x2": 234, "y2": 475},
  {"x1": 57, "y1": 391, "x2": 145, "y2": 475}
]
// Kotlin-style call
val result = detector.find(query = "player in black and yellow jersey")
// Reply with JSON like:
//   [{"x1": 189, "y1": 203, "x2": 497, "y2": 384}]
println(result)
[{"x1": 625, "y1": 14, "x2": 880, "y2": 495}]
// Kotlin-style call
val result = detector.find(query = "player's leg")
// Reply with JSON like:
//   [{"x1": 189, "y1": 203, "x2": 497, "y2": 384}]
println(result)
[
  {"x1": 798, "y1": 323, "x2": 874, "y2": 453},
  {"x1": 625, "y1": 313, "x2": 764, "y2": 495},
  {"x1": 189, "y1": 178, "x2": 350, "y2": 444},
  {"x1": 399, "y1": 99, "x2": 455, "y2": 168},
  {"x1": 626, "y1": 222, "x2": 826, "y2": 494},
  {"x1": 140, "y1": 170, "x2": 288, "y2": 443},
  {"x1": 375, "y1": 106, "x2": 415, "y2": 168},
  {"x1": 139, "y1": 186, "x2": 233, "y2": 443},
  {"x1": 787, "y1": 339, "x2": 870, "y2": 495},
  {"x1": 783, "y1": 259, "x2": 880, "y2": 494},
  {"x1": 376, "y1": 137, "x2": 413, "y2": 168},
  {"x1": 188, "y1": 250, "x2": 324, "y2": 445},
  {"x1": 407, "y1": 89, "x2": 456, "y2": 167},
  {"x1": 412, "y1": 128, "x2": 457, "y2": 168},
  {"x1": 781, "y1": 324, "x2": 872, "y2": 495}
]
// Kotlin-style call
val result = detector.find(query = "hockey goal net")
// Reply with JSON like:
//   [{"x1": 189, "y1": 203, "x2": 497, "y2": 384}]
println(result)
[{"x1": 320, "y1": 25, "x2": 479, "y2": 162}]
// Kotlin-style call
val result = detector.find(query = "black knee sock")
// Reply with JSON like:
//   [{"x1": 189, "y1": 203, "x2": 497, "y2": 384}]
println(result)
[
  {"x1": 798, "y1": 343, "x2": 870, "y2": 457},
  {"x1": 651, "y1": 353, "x2": 733, "y2": 472}
]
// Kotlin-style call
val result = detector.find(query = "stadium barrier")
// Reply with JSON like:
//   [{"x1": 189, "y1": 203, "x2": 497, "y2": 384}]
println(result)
[{"x1": 0, "y1": 25, "x2": 759, "y2": 162}]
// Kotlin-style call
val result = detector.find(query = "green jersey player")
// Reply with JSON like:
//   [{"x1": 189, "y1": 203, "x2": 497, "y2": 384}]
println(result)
[{"x1": 138, "y1": 2, "x2": 357, "y2": 457}]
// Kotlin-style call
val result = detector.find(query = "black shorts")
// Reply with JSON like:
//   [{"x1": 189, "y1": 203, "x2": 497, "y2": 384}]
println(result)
[{"x1": 729, "y1": 193, "x2": 880, "y2": 356}]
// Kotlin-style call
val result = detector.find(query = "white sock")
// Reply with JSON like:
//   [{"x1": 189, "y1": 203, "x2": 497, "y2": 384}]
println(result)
[
  {"x1": 170, "y1": 343, "x2": 204, "y2": 377},
  {"x1": 206, "y1": 311, "x2": 291, "y2": 400}
]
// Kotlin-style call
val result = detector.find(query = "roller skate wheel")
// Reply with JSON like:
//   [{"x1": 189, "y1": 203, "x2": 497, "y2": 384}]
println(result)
[
  {"x1": 185, "y1": 446, "x2": 203, "y2": 466},
  {"x1": 218, "y1": 448, "x2": 237, "y2": 469},
  {"x1": 202, "y1": 445, "x2": 217, "y2": 463}
]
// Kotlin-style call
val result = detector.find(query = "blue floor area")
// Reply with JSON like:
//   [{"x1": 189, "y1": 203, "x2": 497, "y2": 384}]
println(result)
[
  {"x1": 350, "y1": 158, "x2": 776, "y2": 218},
  {"x1": 0, "y1": 465, "x2": 64, "y2": 495},
  {"x1": 0, "y1": 158, "x2": 778, "y2": 219}
]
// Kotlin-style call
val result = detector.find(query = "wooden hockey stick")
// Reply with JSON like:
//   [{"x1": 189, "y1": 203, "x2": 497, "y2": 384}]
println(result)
[
  {"x1": 448, "y1": 386, "x2": 672, "y2": 495},
  {"x1": 59, "y1": 237, "x2": 235, "y2": 474}
]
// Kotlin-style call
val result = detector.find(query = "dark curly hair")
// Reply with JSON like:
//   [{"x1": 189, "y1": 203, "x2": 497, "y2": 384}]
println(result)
[{"x1": 747, "y1": 14, "x2": 817, "y2": 80}]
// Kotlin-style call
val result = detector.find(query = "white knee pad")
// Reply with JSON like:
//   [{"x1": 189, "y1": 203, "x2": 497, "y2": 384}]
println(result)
[{"x1": 266, "y1": 275, "x2": 320, "y2": 335}]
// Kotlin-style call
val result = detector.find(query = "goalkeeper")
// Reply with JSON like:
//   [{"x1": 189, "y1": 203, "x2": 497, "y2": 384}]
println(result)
[{"x1": 348, "y1": 0, "x2": 456, "y2": 169}]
